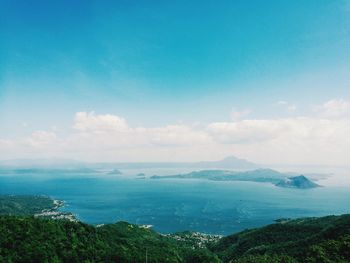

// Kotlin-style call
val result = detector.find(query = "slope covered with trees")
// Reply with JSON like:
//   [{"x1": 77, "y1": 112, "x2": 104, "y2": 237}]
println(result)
[
  {"x1": 210, "y1": 215, "x2": 350, "y2": 262},
  {"x1": 1, "y1": 195, "x2": 350, "y2": 262},
  {"x1": 1, "y1": 214, "x2": 350, "y2": 262},
  {"x1": 0, "y1": 216, "x2": 221, "y2": 263}
]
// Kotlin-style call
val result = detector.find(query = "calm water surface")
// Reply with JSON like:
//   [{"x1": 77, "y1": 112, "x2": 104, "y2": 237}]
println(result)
[{"x1": 1, "y1": 171, "x2": 349, "y2": 235}]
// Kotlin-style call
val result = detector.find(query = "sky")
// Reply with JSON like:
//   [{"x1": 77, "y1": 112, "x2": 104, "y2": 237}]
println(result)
[{"x1": 0, "y1": 0, "x2": 350, "y2": 165}]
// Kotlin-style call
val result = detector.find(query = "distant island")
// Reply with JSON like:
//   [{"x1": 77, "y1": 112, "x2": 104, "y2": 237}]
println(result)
[
  {"x1": 136, "y1": 173, "x2": 146, "y2": 179},
  {"x1": 275, "y1": 175, "x2": 320, "y2": 189},
  {"x1": 151, "y1": 169, "x2": 320, "y2": 189},
  {"x1": 107, "y1": 169, "x2": 123, "y2": 175}
]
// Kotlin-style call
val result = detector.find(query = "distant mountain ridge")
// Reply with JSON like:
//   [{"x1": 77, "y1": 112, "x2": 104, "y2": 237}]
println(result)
[
  {"x1": 0, "y1": 156, "x2": 260, "y2": 170},
  {"x1": 0, "y1": 158, "x2": 86, "y2": 168}
]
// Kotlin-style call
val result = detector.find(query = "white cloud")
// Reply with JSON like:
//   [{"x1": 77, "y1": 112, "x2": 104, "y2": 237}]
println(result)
[
  {"x1": 315, "y1": 99, "x2": 350, "y2": 118},
  {"x1": 144, "y1": 125, "x2": 211, "y2": 147},
  {"x1": 287, "y1": 104, "x2": 297, "y2": 112},
  {"x1": 208, "y1": 118, "x2": 350, "y2": 145},
  {"x1": 207, "y1": 117, "x2": 350, "y2": 165},
  {"x1": 1, "y1": 109, "x2": 350, "y2": 165},
  {"x1": 0, "y1": 131, "x2": 60, "y2": 159},
  {"x1": 73, "y1": 112, "x2": 129, "y2": 132},
  {"x1": 27, "y1": 131, "x2": 57, "y2": 147},
  {"x1": 64, "y1": 112, "x2": 212, "y2": 152},
  {"x1": 207, "y1": 120, "x2": 285, "y2": 144},
  {"x1": 0, "y1": 139, "x2": 13, "y2": 148},
  {"x1": 231, "y1": 108, "x2": 251, "y2": 120}
]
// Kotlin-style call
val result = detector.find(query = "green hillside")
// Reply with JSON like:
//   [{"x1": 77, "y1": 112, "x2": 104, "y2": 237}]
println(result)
[
  {"x1": 210, "y1": 215, "x2": 350, "y2": 262},
  {"x1": 0, "y1": 195, "x2": 56, "y2": 216},
  {"x1": 0, "y1": 216, "x2": 221, "y2": 263},
  {"x1": 1, "y1": 195, "x2": 350, "y2": 262},
  {"x1": 2, "y1": 214, "x2": 350, "y2": 262}
]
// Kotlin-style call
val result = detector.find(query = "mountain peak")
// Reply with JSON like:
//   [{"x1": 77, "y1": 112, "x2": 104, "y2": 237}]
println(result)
[{"x1": 219, "y1": 156, "x2": 242, "y2": 162}]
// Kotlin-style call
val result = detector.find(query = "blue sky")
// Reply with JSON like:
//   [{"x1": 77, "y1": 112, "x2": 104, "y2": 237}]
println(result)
[{"x1": 1, "y1": 1, "x2": 350, "y2": 163}]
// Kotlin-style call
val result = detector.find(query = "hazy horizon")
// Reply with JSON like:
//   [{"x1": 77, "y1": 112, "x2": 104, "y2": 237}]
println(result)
[{"x1": 1, "y1": 155, "x2": 350, "y2": 168}]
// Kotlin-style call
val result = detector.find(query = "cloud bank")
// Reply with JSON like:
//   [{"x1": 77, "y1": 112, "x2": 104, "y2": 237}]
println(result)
[{"x1": 1, "y1": 99, "x2": 350, "y2": 165}]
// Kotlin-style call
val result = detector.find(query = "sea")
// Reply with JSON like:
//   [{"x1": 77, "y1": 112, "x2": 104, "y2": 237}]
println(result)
[{"x1": 1, "y1": 167, "x2": 350, "y2": 235}]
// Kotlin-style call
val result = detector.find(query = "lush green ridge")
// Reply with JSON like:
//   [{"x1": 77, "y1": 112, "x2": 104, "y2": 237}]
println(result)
[
  {"x1": 0, "y1": 195, "x2": 55, "y2": 216},
  {"x1": 1, "y1": 195, "x2": 350, "y2": 262},
  {"x1": 0, "y1": 195, "x2": 76, "y2": 221},
  {"x1": 0, "y1": 195, "x2": 220, "y2": 262},
  {"x1": 2, "y1": 214, "x2": 350, "y2": 262},
  {"x1": 0, "y1": 216, "x2": 221, "y2": 263},
  {"x1": 210, "y1": 215, "x2": 350, "y2": 262}
]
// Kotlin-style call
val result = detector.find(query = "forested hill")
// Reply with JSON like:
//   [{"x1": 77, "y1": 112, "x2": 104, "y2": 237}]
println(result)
[
  {"x1": 1, "y1": 214, "x2": 350, "y2": 262},
  {"x1": 210, "y1": 214, "x2": 350, "y2": 262},
  {"x1": 0, "y1": 216, "x2": 220, "y2": 263},
  {"x1": 1, "y1": 195, "x2": 350, "y2": 262},
  {"x1": 0, "y1": 195, "x2": 221, "y2": 263}
]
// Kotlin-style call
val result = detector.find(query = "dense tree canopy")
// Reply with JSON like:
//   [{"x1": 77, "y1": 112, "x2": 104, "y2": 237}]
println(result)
[{"x1": 1, "y1": 195, "x2": 350, "y2": 263}]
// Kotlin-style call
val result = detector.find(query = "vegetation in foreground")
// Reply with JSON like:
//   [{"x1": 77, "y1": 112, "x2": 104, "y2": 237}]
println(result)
[
  {"x1": 210, "y1": 214, "x2": 350, "y2": 263},
  {"x1": 0, "y1": 216, "x2": 223, "y2": 263},
  {"x1": 0, "y1": 195, "x2": 350, "y2": 262}
]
